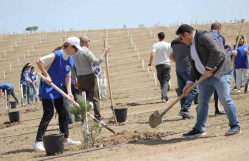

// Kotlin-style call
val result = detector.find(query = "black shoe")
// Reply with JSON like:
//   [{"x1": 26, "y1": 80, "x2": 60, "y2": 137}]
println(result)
[
  {"x1": 68, "y1": 120, "x2": 74, "y2": 124},
  {"x1": 232, "y1": 86, "x2": 237, "y2": 91},
  {"x1": 161, "y1": 96, "x2": 169, "y2": 103},
  {"x1": 179, "y1": 110, "x2": 194, "y2": 119},
  {"x1": 215, "y1": 110, "x2": 226, "y2": 115},
  {"x1": 183, "y1": 128, "x2": 206, "y2": 138},
  {"x1": 225, "y1": 126, "x2": 241, "y2": 136}
]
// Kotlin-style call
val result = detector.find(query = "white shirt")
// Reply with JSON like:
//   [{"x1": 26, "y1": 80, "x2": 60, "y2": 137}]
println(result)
[
  {"x1": 152, "y1": 41, "x2": 171, "y2": 66},
  {"x1": 39, "y1": 49, "x2": 71, "y2": 76},
  {"x1": 190, "y1": 32, "x2": 205, "y2": 75}
]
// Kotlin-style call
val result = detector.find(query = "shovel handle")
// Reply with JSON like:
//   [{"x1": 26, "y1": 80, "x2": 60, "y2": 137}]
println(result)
[
  {"x1": 37, "y1": 72, "x2": 115, "y2": 134},
  {"x1": 232, "y1": 19, "x2": 245, "y2": 68},
  {"x1": 160, "y1": 67, "x2": 217, "y2": 117}
]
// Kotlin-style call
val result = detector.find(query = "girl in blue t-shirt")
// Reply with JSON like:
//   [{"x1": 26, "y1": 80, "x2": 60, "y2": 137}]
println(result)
[
  {"x1": 20, "y1": 63, "x2": 33, "y2": 105},
  {"x1": 28, "y1": 66, "x2": 39, "y2": 104}
]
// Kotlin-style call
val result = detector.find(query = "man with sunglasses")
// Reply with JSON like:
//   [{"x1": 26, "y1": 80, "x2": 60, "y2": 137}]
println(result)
[
  {"x1": 72, "y1": 36, "x2": 110, "y2": 121},
  {"x1": 176, "y1": 24, "x2": 240, "y2": 138}
]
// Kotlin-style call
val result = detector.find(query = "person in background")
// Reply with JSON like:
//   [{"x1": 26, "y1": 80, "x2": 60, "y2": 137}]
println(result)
[
  {"x1": 62, "y1": 72, "x2": 81, "y2": 124},
  {"x1": 232, "y1": 35, "x2": 249, "y2": 93},
  {"x1": 94, "y1": 65, "x2": 102, "y2": 79},
  {"x1": 210, "y1": 22, "x2": 226, "y2": 115},
  {"x1": 28, "y1": 66, "x2": 39, "y2": 104},
  {"x1": 0, "y1": 83, "x2": 19, "y2": 105},
  {"x1": 170, "y1": 38, "x2": 197, "y2": 119},
  {"x1": 20, "y1": 63, "x2": 33, "y2": 105},
  {"x1": 148, "y1": 32, "x2": 171, "y2": 102},
  {"x1": 176, "y1": 24, "x2": 240, "y2": 138},
  {"x1": 33, "y1": 37, "x2": 82, "y2": 152}
]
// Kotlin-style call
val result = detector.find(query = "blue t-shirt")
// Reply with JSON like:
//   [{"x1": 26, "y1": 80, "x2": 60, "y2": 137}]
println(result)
[
  {"x1": 29, "y1": 72, "x2": 38, "y2": 88},
  {"x1": 0, "y1": 83, "x2": 13, "y2": 90},
  {"x1": 94, "y1": 65, "x2": 101, "y2": 79},
  {"x1": 39, "y1": 50, "x2": 74, "y2": 99},
  {"x1": 20, "y1": 69, "x2": 30, "y2": 85},
  {"x1": 234, "y1": 45, "x2": 249, "y2": 69}
]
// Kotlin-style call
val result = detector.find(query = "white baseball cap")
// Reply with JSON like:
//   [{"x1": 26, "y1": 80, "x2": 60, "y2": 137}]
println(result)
[{"x1": 65, "y1": 37, "x2": 82, "y2": 51}]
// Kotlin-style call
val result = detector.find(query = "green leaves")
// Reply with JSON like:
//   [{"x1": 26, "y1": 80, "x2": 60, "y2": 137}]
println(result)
[{"x1": 69, "y1": 94, "x2": 92, "y2": 120}]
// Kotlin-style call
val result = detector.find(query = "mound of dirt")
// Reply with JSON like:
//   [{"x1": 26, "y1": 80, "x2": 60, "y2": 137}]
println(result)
[{"x1": 96, "y1": 130, "x2": 167, "y2": 147}]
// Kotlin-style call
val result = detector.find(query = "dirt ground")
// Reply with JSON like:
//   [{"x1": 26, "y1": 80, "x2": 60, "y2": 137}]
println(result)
[{"x1": 1, "y1": 23, "x2": 249, "y2": 161}]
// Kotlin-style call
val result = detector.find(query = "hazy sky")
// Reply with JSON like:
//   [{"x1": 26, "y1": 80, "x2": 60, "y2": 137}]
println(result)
[{"x1": 0, "y1": 0, "x2": 248, "y2": 34}]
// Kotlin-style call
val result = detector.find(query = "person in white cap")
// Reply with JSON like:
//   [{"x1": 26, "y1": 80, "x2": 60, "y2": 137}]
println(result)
[{"x1": 33, "y1": 37, "x2": 82, "y2": 152}]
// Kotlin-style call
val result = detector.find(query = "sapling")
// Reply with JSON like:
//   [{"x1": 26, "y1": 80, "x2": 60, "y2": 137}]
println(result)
[{"x1": 69, "y1": 94, "x2": 102, "y2": 148}]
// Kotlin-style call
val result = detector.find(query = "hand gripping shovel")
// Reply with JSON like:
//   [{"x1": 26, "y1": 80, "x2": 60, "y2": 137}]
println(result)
[
  {"x1": 37, "y1": 72, "x2": 116, "y2": 134},
  {"x1": 149, "y1": 68, "x2": 216, "y2": 128}
]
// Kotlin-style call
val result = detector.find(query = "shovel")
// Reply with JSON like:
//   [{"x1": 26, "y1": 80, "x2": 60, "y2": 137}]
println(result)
[
  {"x1": 103, "y1": 38, "x2": 117, "y2": 123},
  {"x1": 37, "y1": 72, "x2": 116, "y2": 134},
  {"x1": 149, "y1": 68, "x2": 216, "y2": 128}
]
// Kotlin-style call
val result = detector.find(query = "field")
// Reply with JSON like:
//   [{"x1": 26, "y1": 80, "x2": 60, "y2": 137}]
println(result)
[{"x1": 1, "y1": 22, "x2": 249, "y2": 161}]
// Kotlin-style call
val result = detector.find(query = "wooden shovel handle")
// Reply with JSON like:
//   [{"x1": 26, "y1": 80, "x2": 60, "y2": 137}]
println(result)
[
  {"x1": 160, "y1": 67, "x2": 217, "y2": 117},
  {"x1": 37, "y1": 72, "x2": 116, "y2": 134},
  {"x1": 232, "y1": 19, "x2": 245, "y2": 68},
  {"x1": 103, "y1": 38, "x2": 117, "y2": 123}
]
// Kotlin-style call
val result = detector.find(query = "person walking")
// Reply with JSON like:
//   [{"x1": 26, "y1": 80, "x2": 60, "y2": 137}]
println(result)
[
  {"x1": 176, "y1": 24, "x2": 240, "y2": 138},
  {"x1": 33, "y1": 37, "x2": 82, "y2": 151},
  {"x1": 72, "y1": 36, "x2": 110, "y2": 121},
  {"x1": 0, "y1": 83, "x2": 19, "y2": 104},
  {"x1": 148, "y1": 32, "x2": 171, "y2": 102},
  {"x1": 170, "y1": 38, "x2": 197, "y2": 119}
]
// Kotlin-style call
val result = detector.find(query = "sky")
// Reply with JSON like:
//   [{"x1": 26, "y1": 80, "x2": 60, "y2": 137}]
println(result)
[{"x1": 0, "y1": 0, "x2": 249, "y2": 34}]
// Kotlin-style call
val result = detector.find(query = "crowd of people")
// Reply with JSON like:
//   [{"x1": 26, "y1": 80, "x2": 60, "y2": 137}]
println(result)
[{"x1": 1, "y1": 22, "x2": 247, "y2": 152}]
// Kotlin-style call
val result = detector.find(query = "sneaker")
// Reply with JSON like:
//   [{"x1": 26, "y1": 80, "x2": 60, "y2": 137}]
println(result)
[
  {"x1": 237, "y1": 90, "x2": 241, "y2": 93},
  {"x1": 179, "y1": 110, "x2": 194, "y2": 119},
  {"x1": 33, "y1": 141, "x2": 45, "y2": 151},
  {"x1": 161, "y1": 96, "x2": 169, "y2": 103},
  {"x1": 225, "y1": 126, "x2": 241, "y2": 136},
  {"x1": 183, "y1": 128, "x2": 206, "y2": 138},
  {"x1": 64, "y1": 138, "x2": 81, "y2": 146},
  {"x1": 232, "y1": 86, "x2": 237, "y2": 91}
]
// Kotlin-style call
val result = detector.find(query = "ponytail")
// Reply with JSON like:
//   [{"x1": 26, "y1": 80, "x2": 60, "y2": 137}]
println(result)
[{"x1": 53, "y1": 43, "x2": 70, "y2": 52}]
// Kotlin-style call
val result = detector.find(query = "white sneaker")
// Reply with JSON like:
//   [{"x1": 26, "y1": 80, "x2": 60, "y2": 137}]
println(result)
[
  {"x1": 237, "y1": 90, "x2": 241, "y2": 93},
  {"x1": 33, "y1": 141, "x2": 45, "y2": 151},
  {"x1": 64, "y1": 138, "x2": 81, "y2": 146}
]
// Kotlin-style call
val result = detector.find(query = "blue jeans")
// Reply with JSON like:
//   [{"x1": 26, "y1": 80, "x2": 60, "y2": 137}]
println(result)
[
  {"x1": 177, "y1": 71, "x2": 197, "y2": 112},
  {"x1": 6, "y1": 87, "x2": 19, "y2": 104},
  {"x1": 28, "y1": 87, "x2": 38, "y2": 104},
  {"x1": 195, "y1": 71, "x2": 240, "y2": 132},
  {"x1": 21, "y1": 84, "x2": 29, "y2": 104}
]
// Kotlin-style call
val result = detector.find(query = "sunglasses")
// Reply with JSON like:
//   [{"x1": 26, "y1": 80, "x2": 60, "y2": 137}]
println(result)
[{"x1": 72, "y1": 45, "x2": 78, "y2": 52}]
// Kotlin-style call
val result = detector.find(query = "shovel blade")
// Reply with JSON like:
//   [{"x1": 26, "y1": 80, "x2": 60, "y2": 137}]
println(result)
[{"x1": 149, "y1": 110, "x2": 163, "y2": 128}]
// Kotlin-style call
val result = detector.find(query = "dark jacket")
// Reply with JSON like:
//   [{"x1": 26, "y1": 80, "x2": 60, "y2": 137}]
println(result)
[{"x1": 188, "y1": 30, "x2": 233, "y2": 82}]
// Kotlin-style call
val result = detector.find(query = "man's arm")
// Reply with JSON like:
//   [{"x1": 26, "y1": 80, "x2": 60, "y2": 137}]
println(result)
[
  {"x1": 200, "y1": 32, "x2": 221, "y2": 70},
  {"x1": 169, "y1": 52, "x2": 175, "y2": 62},
  {"x1": 148, "y1": 52, "x2": 155, "y2": 71}
]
